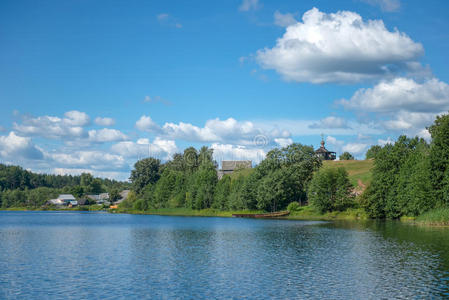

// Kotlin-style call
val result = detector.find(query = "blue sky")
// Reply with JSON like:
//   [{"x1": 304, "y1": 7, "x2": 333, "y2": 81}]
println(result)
[{"x1": 1, "y1": 0, "x2": 448, "y2": 180}]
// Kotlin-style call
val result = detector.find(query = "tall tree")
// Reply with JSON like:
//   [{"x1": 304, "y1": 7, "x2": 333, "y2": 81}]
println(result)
[
  {"x1": 130, "y1": 158, "x2": 161, "y2": 194},
  {"x1": 429, "y1": 112, "x2": 449, "y2": 206}
]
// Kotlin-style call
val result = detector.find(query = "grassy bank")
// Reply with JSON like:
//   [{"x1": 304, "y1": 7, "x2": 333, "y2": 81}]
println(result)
[
  {"x1": 287, "y1": 206, "x2": 369, "y2": 221},
  {"x1": 113, "y1": 207, "x2": 264, "y2": 217},
  {"x1": 415, "y1": 208, "x2": 449, "y2": 226},
  {"x1": 113, "y1": 205, "x2": 369, "y2": 221}
]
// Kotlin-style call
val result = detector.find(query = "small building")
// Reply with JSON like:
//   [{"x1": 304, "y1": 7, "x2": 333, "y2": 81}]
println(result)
[
  {"x1": 87, "y1": 194, "x2": 100, "y2": 202},
  {"x1": 57, "y1": 194, "x2": 76, "y2": 205},
  {"x1": 315, "y1": 139, "x2": 336, "y2": 160},
  {"x1": 217, "y1": 160, "x2": 252, "y2": 179},
  {"x1": 77, "y1": 198, "x2": 90, "y2": 206}
]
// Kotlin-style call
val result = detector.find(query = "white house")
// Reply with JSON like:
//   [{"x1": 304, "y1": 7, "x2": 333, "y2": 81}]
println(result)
[{"x1": 57, "y1": 194, "x2": 76, "y2": 205}]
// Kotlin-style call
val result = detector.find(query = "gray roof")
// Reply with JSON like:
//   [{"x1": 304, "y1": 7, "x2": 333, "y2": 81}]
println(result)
[
  {"x1": 221, "y1": 160, "x2": 252, "y2": 171},
  {"x1": 58, "y1": 194, "x2": 75, "y2": 200}
]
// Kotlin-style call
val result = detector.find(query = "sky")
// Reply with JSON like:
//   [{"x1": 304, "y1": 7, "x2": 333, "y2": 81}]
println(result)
[{"x1": 0, "y1": 0, "x2": 448, "y2": 180}]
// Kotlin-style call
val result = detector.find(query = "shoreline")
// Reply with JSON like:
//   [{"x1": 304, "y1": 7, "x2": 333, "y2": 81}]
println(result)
[{"x1": 2, "y1": 206, "x2": 449, "y2": 227}]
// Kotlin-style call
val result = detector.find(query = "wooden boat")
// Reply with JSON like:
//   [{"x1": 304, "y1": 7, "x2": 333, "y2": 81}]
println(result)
[{"x1": 232, "y1": 211, "x2": 290, "y2": 218}]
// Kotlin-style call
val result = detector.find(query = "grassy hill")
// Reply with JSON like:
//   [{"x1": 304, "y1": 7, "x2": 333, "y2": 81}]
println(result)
[
  {"x1": 228, "y1": 159, "x2": 374, "y2": 190},
  {"x1": 323, "y1": 159, "x2": 374, "y2": 188}
]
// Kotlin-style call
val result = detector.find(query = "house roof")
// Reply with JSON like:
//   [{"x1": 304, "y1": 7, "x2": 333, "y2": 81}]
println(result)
[
  {"x1": 221, "y1": 160, "x2": 252, "y2": 171},
  {"x1": 58, "y1": 194, "x2": 75, "y2": 200}
]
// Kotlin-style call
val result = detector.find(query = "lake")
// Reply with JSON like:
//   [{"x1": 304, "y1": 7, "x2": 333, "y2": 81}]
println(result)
[{"x1": 1, "y1": 211, "x2": 449, "y2": 299}]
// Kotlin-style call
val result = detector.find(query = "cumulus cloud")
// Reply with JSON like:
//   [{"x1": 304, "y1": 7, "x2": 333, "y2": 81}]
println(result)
[
  {"x1": 342, "y1": 143, "x2": 369, "y2": 155},
  {"x1": 309, "y1": 116, "x2": 350, "y2": 129},
  {"x1": 111, "y1": 137, "x2": 178, "y2": 160},
  {"x1": 50, "y1": 150, "x2": 125, "y2": 170},
  {"x1": 378, "y1": 137, "x2": 395, "y2": 146},
  {"x1": 361, "y1": 0, "x2": 401, "y2": 12},
  {"x1": 239, "y1": 0, "x2": 260, "y2": 11},
  {"x1": 135, "y1": 115, "x2": 161, "y2": 133},
  {"x1": 211, "y1": 143, "x2": 265, "y2": 165},
  {"x1": 13, "y1": 111, "x2": 89, "y2": 139},
  {"x1": 340, "y1": 77, "x2": 449, "y2": 113},
  {"x1": 274, "y1": 138, "x2": 293, "y2": 147},
  {"x1": 340, "y1": 77, "x2": 449, "y2": 135},
  {"x1": 94, "y1": 117, "x2": 115, "y2": 126},
  {"x1": 135, "y1": 116, "x2": 291, "y2": 145},
  {"x1": 256, "y1": 7, "x2": 423, "y2": 83},
  {"x1": 88, "y1": 128, "x2": 128, "y2": 143},
  {"x1": 0, "y1": 131, "x2": 44, "y2": 160},
  {"x1": 274, "y1": 11, "x2": 297, "y2": 27}
]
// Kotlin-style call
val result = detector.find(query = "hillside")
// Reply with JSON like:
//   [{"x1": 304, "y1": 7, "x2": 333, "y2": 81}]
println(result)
[
  {"x1": 228, "y1": 159, "x2": 374, "y2": 190},
  {"x1": 323, "y1": 159, "x2": 374, "y2": 189}
]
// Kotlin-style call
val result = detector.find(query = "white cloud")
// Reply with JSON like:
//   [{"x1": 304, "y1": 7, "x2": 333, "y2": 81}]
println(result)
[
  {"x1": 274, "y1": 11, "x2": 297, "y2": 27},
  {"x1": 309, "y1": 116, "x2": 350, "y2": 129},
  {"x1": 378, "y1": 137, "x2": 394, "y2": 146},
  {"x1": 88, "y1": 128, "x2": 128, "y2": 143},
  {"x1": 340, "y1": 77, "x2": 449, "y2": 136},
  {"x1": 13, "y1": 111, "x2": 90, "y2": 139},
  {"x1": 0, "y1": 131, "x2": 44, "y2": 160},
  {"x1": 256, "y1": 7, "x2": 423, "y2": 83},
  {"x1": 274, "y1": 138, "x2": 293, "y2": 147},
  {"x1": 94, "y1": 117, "x2": 115, "y2": 126},
  {"x1": 135, "y1": 115, "x2": 161, "y2": 133},
  {"x1": 111, "y1": 137, "x2": 178, "y2": 160},
  {"x1": 50, "y1": 150, "x2": 125, "y2": 170},
  {"x1": 211, "y1": 143, "x2": 265, "y2": 165},
  {"x1": 342, "y1": 143, "x2": 369, "y2": 155},
  {"x1": 340, "y1": 78, "x2": 449, "y2": 113},
  {"x1": 63, "y1": 111, "x2": 90, "y2": 126},
  {"x1": 361, "y1": 0, "x2": 401, "y2": 12},
  {"x1": 239, "y1": 0, "x2": 260, "y2": 12},
  {"x1": 136, "y1": 116, "x2": 291, "y2": 145},
  {"x1": 326, "y1": 135, "x2": 344, "y2": 148}
]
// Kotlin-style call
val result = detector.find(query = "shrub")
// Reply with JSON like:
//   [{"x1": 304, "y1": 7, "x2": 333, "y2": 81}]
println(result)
[{"x1": 287, "y1": 201, "x2": 301, "y2": 212}]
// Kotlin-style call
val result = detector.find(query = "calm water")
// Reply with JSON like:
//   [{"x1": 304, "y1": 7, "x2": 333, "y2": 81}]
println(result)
[{"x1": 1, "y1": 212, "x2": 449, "y2": 299}]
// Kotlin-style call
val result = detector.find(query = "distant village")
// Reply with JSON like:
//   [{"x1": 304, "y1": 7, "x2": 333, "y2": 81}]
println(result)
[{"x1": 47, "y1": 190, "x2": 130, "y2": 209}]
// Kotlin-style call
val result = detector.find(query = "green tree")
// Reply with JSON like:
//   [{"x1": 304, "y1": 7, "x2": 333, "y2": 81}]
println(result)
[
  {"x1": 429, "y1": 112, "x2": 449, "y2": 206},
  {"x1": 71, "y1": 185, "x2": 85, "y2": 198},
  {"x1": 308, "y1": 167, "x2": 354, "y2": 213},
  {"x1": 130, "y1": 158, "x2": 161, "y2": 194},
  {"x1": 365, "y1": 145, "x2": 382, "y2": 160},
  {"x1": 213, "y1": 175, "x2": 231, "y2": 210},
  {"x1": 109, "y1": 188, "x2": 120, "y2": 203},
  {"x1": 339, "y1": 152, "x2": 354, "y2": 160}
]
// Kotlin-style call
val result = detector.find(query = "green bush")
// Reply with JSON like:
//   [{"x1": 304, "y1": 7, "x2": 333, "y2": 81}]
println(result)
[
  {"x1": 287, "y1": 201, "x2": 301, "y2": 212},
  {"x1": 308, "y1": 167, "x2": 355, "y2": 213}
]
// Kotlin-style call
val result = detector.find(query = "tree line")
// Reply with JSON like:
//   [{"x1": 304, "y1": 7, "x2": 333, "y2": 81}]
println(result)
[
  {"x1": 361, "y1": 112, "x2": 449, "y2": 218},
  {"x1": 124, "y1": 112, "x2": 449, "y2": 219},
  {"x1": 0, "y1": 166, "x2": 129, "y2": 208},
  {"x1": 122, "y1": 143, "x2": 356, "y2": 213}
]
